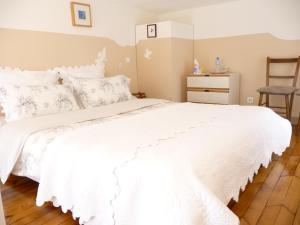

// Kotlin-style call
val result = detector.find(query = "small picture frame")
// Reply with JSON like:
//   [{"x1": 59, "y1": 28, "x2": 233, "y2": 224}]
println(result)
[
  {"x1": 147, "y1": 24, "x2": 157, "y2": 38},
  {"x1": 71, "y1": 2, "x2": 92, "y2": 27}
]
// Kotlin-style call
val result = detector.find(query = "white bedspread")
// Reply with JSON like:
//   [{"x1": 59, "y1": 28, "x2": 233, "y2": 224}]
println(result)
[
  {"x1": 0, "y1": 99, "x2": 169, "y2": 183},
  {"x1": 0, "y1": 99, "x2": 292, "y2": 225},
  {"x1": 12, "y1": 100, "x2": 170, "y2": 182}
]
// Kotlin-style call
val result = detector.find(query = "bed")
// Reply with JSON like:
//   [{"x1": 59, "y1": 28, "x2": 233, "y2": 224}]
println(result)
[
  {"x1": 0, "y1": 97, "x2": 291, "y2": 225},
  {"x1": 0, "y1": 59, "x2": 292, "y2": 225}
]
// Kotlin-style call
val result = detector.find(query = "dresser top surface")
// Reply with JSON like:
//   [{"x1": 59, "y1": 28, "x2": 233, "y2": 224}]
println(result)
[{"x1": 188, "y1": 73, "x2": 239, "y2": 77}]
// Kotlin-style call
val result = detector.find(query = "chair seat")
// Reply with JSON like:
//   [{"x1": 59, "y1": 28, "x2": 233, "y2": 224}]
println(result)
[{"x1": 257, "y1": 86, "x2": 298, "y2": 95}]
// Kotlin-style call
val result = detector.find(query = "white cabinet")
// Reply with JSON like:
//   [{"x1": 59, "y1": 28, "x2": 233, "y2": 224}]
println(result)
[{"x1": 187, "y1": 74, "x2": 240, "y2": 104}]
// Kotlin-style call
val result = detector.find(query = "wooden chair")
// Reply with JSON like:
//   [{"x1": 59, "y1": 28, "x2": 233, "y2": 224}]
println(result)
[
  {"x1": 296, "y1": 92, "x2": 300, "y2": 136},
  {"x1": 257, "y1": 57, "x2": 300, "y2": 120}
]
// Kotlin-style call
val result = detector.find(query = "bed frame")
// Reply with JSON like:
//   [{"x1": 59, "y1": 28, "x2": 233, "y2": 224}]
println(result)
[{"x1": 0, "y1": 183, "x2": 5, "y2": 225}]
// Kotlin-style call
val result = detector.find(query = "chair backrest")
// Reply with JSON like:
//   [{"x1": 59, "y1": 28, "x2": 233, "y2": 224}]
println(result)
[{"x1": 266, "y1": 56, "x2": 300, "y2": 87}]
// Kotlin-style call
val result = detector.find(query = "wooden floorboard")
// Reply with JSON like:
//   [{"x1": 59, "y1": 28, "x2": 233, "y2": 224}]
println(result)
[
  {"x1": 1, "y1": 132, "x2": 300, "y2": 224},
  {"x1": 231, "y1": 132, "x2": 300, "y2": 225}
]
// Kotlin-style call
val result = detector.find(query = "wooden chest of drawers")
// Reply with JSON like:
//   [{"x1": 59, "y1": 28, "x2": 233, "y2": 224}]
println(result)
[{"x1": 187, "y1": 74, "x2": 240, "y2": 105}]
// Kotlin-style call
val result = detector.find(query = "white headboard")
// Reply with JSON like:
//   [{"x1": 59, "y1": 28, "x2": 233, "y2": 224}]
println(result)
[
  {"x1": 52, "y1": 48, "x2": 107, "y2": 78},
  {"x1": 0, "y1": 48, "x2": 107, "y2": 80}
]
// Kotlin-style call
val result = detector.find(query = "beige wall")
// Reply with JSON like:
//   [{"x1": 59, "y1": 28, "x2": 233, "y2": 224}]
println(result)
[
  {"x1": 137, "y1": 38, "x2": 193, "y2": 102},
  {"x1": 137, "y1": 38, "x2": 173, "y2": 100},
  {"x1": 194, "y1": 33, "x2": 300, "y2": 118},
  {"x1": 171, "y1": 38, "x2": 194, "y2": 101},
  {"x1": 1, "y1": 29, "x2": 299, "y2": 119},
  {"x1": 0, "y1": 28, "x2": 138, "y2": 92}
]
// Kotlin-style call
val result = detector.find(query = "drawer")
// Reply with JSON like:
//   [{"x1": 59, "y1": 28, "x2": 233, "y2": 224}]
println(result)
[
  {"x1": 187, "y1": 76, "x2": 229, "y2": 89},
  {"x1": 187, "y1": 91, "x2": 229, "y2": 104}
]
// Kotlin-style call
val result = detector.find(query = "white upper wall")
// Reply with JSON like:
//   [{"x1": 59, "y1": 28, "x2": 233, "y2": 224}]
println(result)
[
  {"x1": 110, "y1": 0, "x2": 239, "y2": 13},
  {"x1": 158, "y1": 0, "x2": 300, "y2": 40},
  {"x1": 0, "y1": 0, "x2": 156, "y2": 46},
  {"x1": 1, "y1": 0, "x2": 299, "y2": 45}
]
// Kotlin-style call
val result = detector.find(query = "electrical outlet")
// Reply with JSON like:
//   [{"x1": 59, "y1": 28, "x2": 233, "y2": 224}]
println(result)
[{"x1": 247, "y1": 97, "x2": 254, "y2": 104}]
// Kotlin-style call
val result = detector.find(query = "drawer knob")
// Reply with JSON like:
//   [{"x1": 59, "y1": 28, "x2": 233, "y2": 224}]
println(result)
[{"x1": 204, "y1": 89, "x2": 210, "y2": 92}]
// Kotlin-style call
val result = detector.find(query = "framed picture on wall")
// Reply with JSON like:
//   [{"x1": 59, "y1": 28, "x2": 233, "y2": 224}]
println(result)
[
  {"x1": 71, "y1": 2, "x2": 92, "y2": 27},
  {"x1": 147, "y1": 24, "x2": 157, "y2": 38}
]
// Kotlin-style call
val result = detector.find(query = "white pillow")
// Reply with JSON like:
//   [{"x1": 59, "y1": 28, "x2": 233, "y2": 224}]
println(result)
[
  {"x1": 0, "y1": 84, "x2": 80, "y2": 122},
  {"x1": 0, "y1": 69, "x2": 59, "y2": 85},
  {"x1": 68, "y1": 75, "x2": 133, "y2": 108},
  {"x1": 54, "y1": 64, "x2": 105, "y2": 84}
]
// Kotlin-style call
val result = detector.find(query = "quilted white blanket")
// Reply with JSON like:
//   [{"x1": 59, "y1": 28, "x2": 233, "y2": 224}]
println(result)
[
  {"x1": 0, "y1": 99, "x2": 169, "y2": 183},
  {"x1": 0, "y1": 99, "x2": 292, "y2": 225}
]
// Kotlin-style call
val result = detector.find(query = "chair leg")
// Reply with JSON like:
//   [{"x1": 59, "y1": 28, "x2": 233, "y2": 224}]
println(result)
[
  {"x1": 297, "y1": 114, "x2": 300, "y2": 136},
  {"x1": 285, "y1": 95, "x2": 290, "y2": 120},
  {"x1": 289, "y1": 93, "x2": 295, "y2": 119},
  {"x1": 0, "y1": 183, "x2": 6, "y2": 225},
  {"x1": 266, "y1": 94, "x2": 269, "y2": 107},
  {"x1": 258, "y1": 93, "x2": 263, "y2": 106}
]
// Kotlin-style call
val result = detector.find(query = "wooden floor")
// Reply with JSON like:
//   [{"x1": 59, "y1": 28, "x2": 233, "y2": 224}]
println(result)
[
  {"x1": 230, "y1": 133, "x2": 300, "y2": 225},
  {"x1": 2, "y1": 178, "x2": 78, "y2": 225},
  {"x1": 1, "y1": 133, "x2": 300, "y2": 225}
]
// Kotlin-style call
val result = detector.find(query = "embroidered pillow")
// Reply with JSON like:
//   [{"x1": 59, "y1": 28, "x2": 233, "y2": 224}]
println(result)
[
  {"x1": 68, "y1": 75, "x2": 133, "y2": 108},
  {"x1": 0, "y1": 84, "x2": 80, "y2": 122}
]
